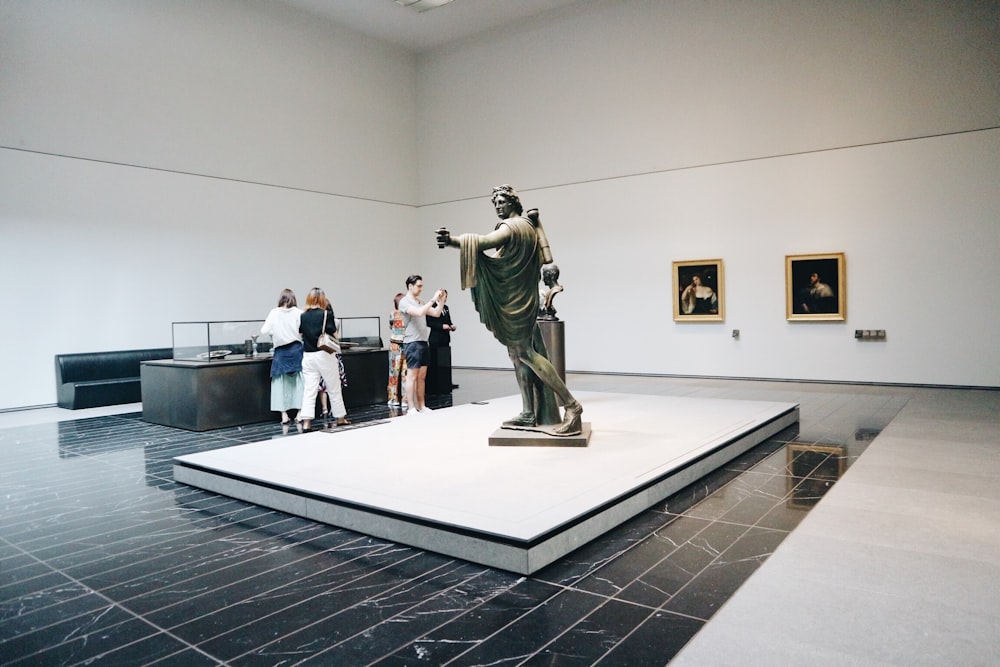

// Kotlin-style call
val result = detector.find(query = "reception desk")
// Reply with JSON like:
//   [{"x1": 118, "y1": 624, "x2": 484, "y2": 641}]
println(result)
[{"x1": 141, "y1": 349, "x2": 388, "y2": 431}]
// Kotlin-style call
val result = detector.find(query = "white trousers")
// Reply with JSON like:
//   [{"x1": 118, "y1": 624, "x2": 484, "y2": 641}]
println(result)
[{"x1": 299, "y1": 351, "x2": 347, "y2": 420}]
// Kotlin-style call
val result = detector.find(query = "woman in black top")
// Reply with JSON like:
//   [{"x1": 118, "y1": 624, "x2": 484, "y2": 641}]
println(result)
[
  {"x1": 425, "y1": 289, "x2": 456, "y2": 394},
  {"x1": 297, "y1": 287, "x2": 349, "y2": 430}
]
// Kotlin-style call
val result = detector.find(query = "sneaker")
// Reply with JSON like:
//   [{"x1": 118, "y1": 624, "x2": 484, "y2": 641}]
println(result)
[
  {"x1": 387, "y1": 400, "x2": 400, "y2": 407},
  {"x1": 419, "y1": 406, "x2": 434, "y2": 413}
]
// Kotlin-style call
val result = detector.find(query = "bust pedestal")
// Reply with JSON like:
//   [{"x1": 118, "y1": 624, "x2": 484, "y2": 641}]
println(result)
[{"x1": 538, "y1": 319, "x2": 565, "y2": 381}]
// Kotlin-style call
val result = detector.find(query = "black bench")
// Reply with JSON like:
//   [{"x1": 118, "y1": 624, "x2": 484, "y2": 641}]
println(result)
[{"x1": 55, "y1": 348, "x2": 174, "y2": 409}]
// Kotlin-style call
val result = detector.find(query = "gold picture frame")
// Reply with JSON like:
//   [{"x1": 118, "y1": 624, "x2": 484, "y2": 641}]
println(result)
[
  {"x1": 786, "y1": 252, "x2": 846, "y2": 321},
  {"x1": 672, "y1": 259, "x2": 724, "y2": 322}
]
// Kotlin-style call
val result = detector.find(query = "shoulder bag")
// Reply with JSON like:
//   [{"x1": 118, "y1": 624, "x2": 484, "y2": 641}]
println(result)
[{"x1": 317, "y1": 310, "x2": 340, "y2": 354}]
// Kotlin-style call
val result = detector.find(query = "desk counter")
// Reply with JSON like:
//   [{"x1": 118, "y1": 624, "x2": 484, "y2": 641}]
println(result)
[{"x1": 141, "y1": 349, "x2": 388, "y2": 431}]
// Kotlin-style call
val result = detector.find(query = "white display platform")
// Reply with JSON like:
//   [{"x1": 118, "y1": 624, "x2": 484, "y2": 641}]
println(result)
[{"x1": 174, "y1": 392, "x2": 798, "y2": 574}]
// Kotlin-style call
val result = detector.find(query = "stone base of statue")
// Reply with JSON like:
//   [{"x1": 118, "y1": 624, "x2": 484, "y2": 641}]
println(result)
[
  {"x1": 538, "y1": 319, "x2": 565, "y2": 381},
  {"x1": 489, "y1": 422, "x2": 592, "y2": 447}
]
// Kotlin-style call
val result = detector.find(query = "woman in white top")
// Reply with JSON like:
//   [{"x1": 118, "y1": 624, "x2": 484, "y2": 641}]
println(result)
[{"x1": 260, "y1": 288, "x2": 304, "y2": 424}]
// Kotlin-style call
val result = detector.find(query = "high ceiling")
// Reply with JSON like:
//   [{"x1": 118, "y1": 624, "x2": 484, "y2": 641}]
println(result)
[{"x1": 273, "y1": 0, "x2": 589, "y2": 53}]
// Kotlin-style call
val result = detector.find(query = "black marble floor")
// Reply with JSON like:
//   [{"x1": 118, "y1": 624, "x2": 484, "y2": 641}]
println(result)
[{"x1": 0, "y1": 371, "x2": 908, "y2": 666}]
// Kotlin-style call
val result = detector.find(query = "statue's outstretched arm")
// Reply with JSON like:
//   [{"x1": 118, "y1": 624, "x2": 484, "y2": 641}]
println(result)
[
  {"x1": 434, "y1": 223, "x2": 512, "y2": 250},
  {"x1": 466, "y1": 223, "x2": 513, "y2": 252},
  {"x1": 437, "y1": 223, "x2": 511, "y2": 251}
]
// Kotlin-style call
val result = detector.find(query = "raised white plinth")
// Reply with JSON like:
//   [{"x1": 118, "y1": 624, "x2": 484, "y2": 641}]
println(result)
[{"x1": 174, "y1": 391, "x2": 798, "y2": 573}]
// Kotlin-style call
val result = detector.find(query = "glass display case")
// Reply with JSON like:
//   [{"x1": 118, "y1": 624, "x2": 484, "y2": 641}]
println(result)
[
  {"x1": 335, "y1": 316, "x2": 383, "y2": 351},
  {"x1": 172, "y1": 321, "x2": 272, "y2": 361}
]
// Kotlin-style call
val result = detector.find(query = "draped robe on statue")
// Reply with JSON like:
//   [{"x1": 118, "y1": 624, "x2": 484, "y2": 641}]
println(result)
[{"x1": 457, "y1": 216, "x2": 561, "y2": 425}]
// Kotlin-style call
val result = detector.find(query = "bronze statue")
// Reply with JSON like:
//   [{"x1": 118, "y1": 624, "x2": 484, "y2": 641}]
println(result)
[
  {"x1": 538, "y1": 263, "x2": 563, "y2": 321},
  {"x1": 436, "y1": 185, "x2": 582, "y2": 436}
]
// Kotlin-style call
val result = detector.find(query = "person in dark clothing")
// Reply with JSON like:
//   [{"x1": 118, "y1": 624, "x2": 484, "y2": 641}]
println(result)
[
  {"x1": 426, "y1": 289, "x2": 456, "y2": 393},
  {"x1": 297, "y1": 287, "x2": 349, "y2": 431}
]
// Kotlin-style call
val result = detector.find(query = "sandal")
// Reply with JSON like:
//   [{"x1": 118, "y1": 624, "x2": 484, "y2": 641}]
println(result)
[{"x1": 336, "y1": 418, "x2": 351, "y2": 426}]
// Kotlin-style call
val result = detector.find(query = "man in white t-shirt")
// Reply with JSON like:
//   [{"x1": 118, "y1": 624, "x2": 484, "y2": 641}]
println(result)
[{"x1": 398, "y1": 274, "x2": 444, "y2": 414}]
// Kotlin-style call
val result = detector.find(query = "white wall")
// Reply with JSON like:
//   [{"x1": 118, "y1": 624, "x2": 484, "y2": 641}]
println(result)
[
  {"x1": 416, "y1": 0, "x2": 1000, "y2": 204},
  {"x1": 0, "y1": 0, "x2": 421, "y2": 409},
  {"x1": 1, "y1": 0, "x2": 418, "y2": 203},
  {"x1": 420, "y1": 130, "x2": 1000, "y2": 386},
  {"x1": 414, "y1": 0, "x2": 1000, "y2": 388}
]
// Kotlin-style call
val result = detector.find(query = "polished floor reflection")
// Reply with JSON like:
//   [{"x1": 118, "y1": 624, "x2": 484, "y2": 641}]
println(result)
[{"x1": 0, "y1": 370, "x2": 912, "y2": 665}]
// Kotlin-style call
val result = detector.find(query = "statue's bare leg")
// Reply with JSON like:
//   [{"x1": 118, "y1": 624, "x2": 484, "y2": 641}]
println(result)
[{"x1": 503, "y1": 347, "x2": 536, "y2": 426}]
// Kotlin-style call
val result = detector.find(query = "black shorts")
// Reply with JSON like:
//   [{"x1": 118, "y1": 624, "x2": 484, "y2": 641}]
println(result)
[{"x1": 404, "y1": 341, "x2": 429, "y2": 369}]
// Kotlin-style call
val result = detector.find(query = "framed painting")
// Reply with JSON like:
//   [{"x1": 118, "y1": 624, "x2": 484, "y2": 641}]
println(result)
[
  {"x1": 672, "y1": 259, "x2": 724, "y2": 322},
  {"x1": 786, "y1": 252, "x2": 845, "y2": 321}
]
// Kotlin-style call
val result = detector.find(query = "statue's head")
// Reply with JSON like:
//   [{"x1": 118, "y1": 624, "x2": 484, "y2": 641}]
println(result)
[{"x1": 491, "y1": 184, "x2": 523, "y2": 216}]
